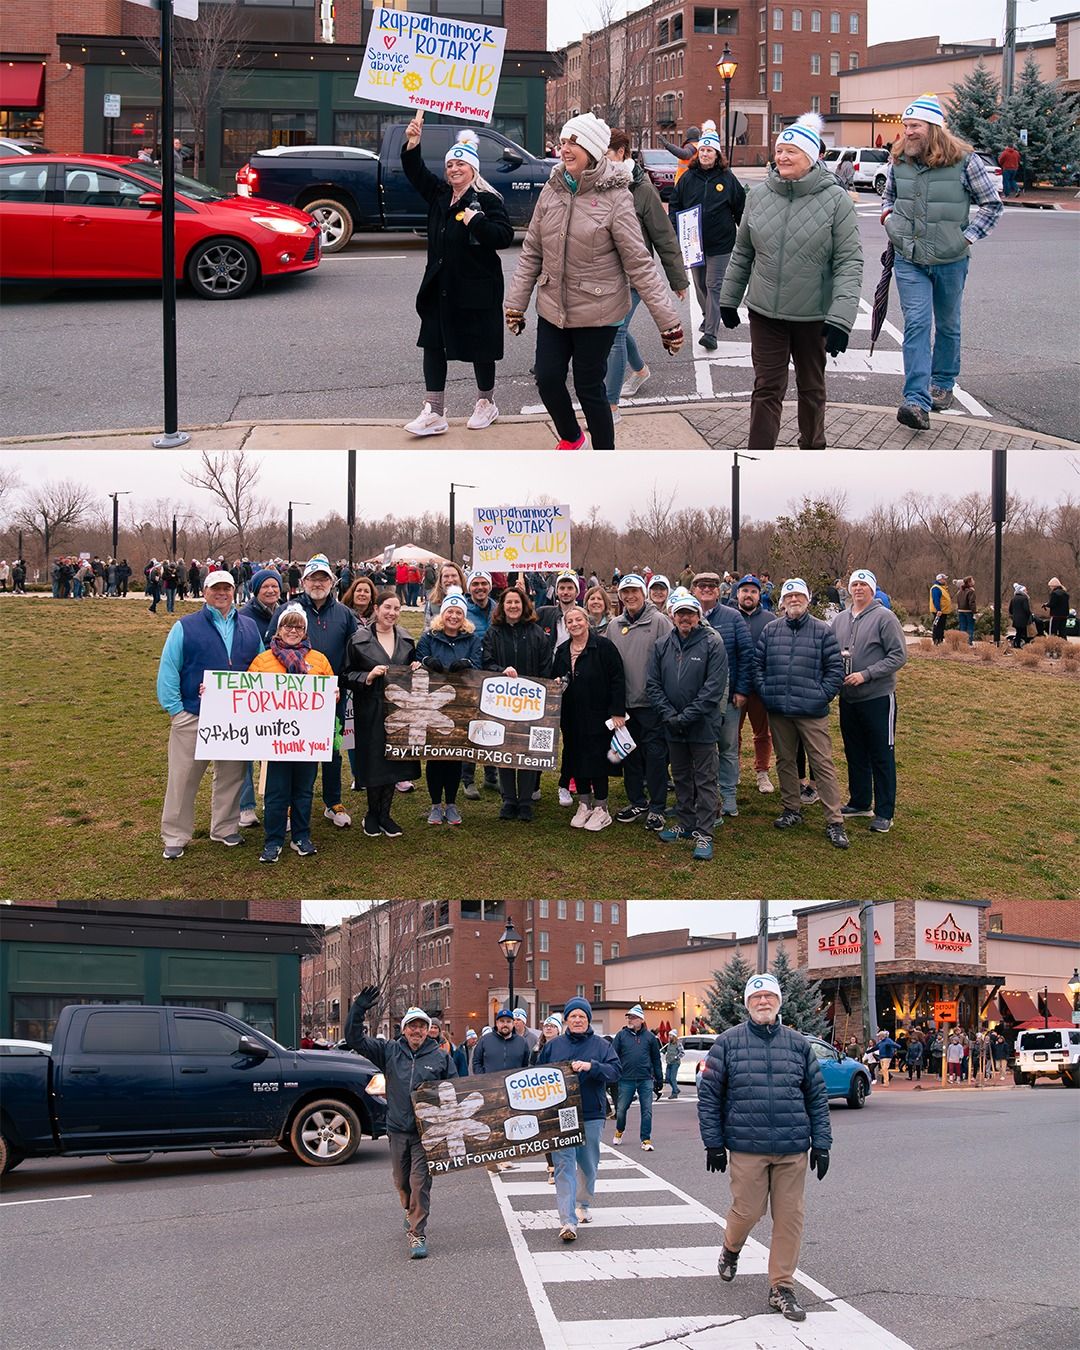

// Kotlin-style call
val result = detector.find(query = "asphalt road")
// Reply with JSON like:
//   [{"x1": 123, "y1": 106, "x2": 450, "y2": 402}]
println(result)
[
  {"x1": 1, "y1": 202, "x2": 1077, "y2": 442},
  {"x1": 2, "y1": 1083, "x2": 1077, "y2": 1349}
]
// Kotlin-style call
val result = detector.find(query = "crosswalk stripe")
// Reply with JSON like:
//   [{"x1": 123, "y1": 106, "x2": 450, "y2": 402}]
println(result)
[
  {"x1": 561, "y1": 1307, "x2": 913, "y2": 1348},
  {"x1": 514, "y1": 1203, "x2": 716, "y2": 1230},
  {"x1": 506, "y1": 1158, "x2": 646, "y2": 1173},
  {"x1": 499, "y1": 1176, "x2": 669, "y2": 1195},
  {"x1": 532, "y1": 1244, "x2": 764, "y2": 1283}
]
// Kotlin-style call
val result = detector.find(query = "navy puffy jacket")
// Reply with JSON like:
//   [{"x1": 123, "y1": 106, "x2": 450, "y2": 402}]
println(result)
[
  {"x1": 537, "y1": 1028, "x2": 621, "y2": 1121},
  {"x1": 697, "y1": 1019, "x2": 832, "y2": 1155},
  {"x1": 754, "y1": 611, "x2": 844, "y2": 718},
  {"x1": 703, "y1": 603, "x2": 754, "y2": 698},
  {"x1": 612, "y1": 1026, "x2": 663, "y2": 1084}
]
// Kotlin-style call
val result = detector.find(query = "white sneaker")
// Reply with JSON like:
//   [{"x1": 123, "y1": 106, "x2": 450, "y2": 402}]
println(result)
[
  {"x1": 323, "y1": 805, "x2": 352, "y2": 828},
  {"x1": 570, "y1": 802, "x2": 593, "y2": 829},
  {"x1": 558, "y1": 787, "x2": 574, "y2": 807},
  {"x1": 238, "y1": 808, "x2": 259, "y2": 828},
  {"x1": 611, "y1": 407, "x2": 622, "y2": 425},
  {"x1": 584, "y1": 806, "x2": 612, "y2": 831},
  {"x1": 620, "y1": 364, "x2": 650, "y2": 397},
  {"x1": 404, "y1": 403, "x2": 449, "y2": 437},
  {"x1": 466, "y1": 398, "x2": 499, "y2": 430},
  {"x1": 575, "y1": 1204, "x2": 593, "y2": 1223},
  {"x1": 756, "y1": 771, "x2": 775, "y2": 794}
]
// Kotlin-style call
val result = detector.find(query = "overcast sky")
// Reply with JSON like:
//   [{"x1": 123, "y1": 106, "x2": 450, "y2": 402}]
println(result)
[
  {"x1": 549, "y1": 0, "x2": 1061, "y2": 50},
  {"x1": 302, "y1": 899, "x2": 821, "y2": 938},
  {"x1": 4, "y1": 451, "x2": 1074, "y2": 532}
]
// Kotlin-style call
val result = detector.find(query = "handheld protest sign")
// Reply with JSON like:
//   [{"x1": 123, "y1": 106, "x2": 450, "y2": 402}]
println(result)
[
  {"x1": 414, "y1": 1062, "x2": 585, "y2": 1174},
  {"x1": 472, "y1": 504, "x2": 571, "y2": 573},
  {"x1": 195, "y1": 669, "x2": 337, "y2": 760},
  {"x1": 381, "y1": 666, "x2": 561, "y2": 771}
]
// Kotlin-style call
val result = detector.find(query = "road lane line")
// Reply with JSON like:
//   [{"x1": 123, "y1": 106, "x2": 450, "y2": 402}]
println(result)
[
  {"x1": 514, "y1": 1203, "x2": 716, "y2": 1230},
  {"x1": 0, "y1": 1194, "x2": 92, "y2": 1207},
  {"x1": 498, "y1": 1176, "x2": 669, "y2": 1196},
  {"x1": 864, "y1": 301, "x2": 991, "y2": 417}
]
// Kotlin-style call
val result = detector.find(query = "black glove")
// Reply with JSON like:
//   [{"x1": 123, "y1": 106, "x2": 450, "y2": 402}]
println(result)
[
  {"x1": 423, "y1": 658, "x2": 445, "y2": 673},
  {"x1": 822, "y1": 323, "x2": 848, "y2": 357},
  {"x1": 809, "y1": 1147, "x2": 830, "y2": 1180},
  {"x1": 447, "y1": 661, "x2": 469, "y2": 672},
  {"x1": 665, "y1": 712, "x2": 686, "y2": 733},
  {"x1": 719, "y1": 306, "x2": 741, "y2": 330},
  {"x1": 352, "y1": 985, "x2": 378, "y2": 1013},
  {"x1": 706, "y1": 1147, "x2": 728, "y2": 1173}
]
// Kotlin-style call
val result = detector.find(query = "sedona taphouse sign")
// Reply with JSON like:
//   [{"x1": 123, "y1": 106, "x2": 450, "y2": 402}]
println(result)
[
  {"x1": 807, "y1": 906, "x2": 896, "y2": 967},
  {"x1": 915, "y1": 902, "x2": 981, "y2": 964}
]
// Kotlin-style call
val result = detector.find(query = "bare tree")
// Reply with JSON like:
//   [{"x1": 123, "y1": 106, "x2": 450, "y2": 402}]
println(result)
[
  {"x1": 627, "y1": 485, "x2": 677, "y2": 560},
  {"x1": 0, "y1": 465, "x2": 21, "y2": 520},
  {"x1": 12, "y1": 480, "x2": 96, "y2": 574},
  {"x1": 1049, "y1": 496, "x2": 1080, "y2": 574},
  {"x1": 344, "y1": 901, "x2": 421, "y2": 1037},
  {"x1": 182, "y1": 451, "x2": 269, "y2": 558},
  {"x1": 577, "y1": 0, "x2": 653, "y2": 127}
]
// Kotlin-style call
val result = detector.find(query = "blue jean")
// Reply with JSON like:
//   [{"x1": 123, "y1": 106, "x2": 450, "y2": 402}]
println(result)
[
  {"x1": 956, "y1": 611, "x2": 975, "y2": 644},
  {"x1": 894, "y1": 254, "x2": 970, "y2": 411},
  {"x1": 552, "y1": 1116, "x2": 603, "y2": 1226},
  {"x1": 615, "y1": 1078, "x2": 654, "y2": 1142},
  {"x1": 717, "y1": 701, "x2": 741, "y2": 798},
  {"x1": 73, "y1": 579, "x2": 83, "y2": 598},
  {"x1": 321, "y1": 748, "x2": 344, "y2": 810},
  {"x1": 604, "y1": 289, "x2": 644, "y2": 404},
  {"x1": 239, "y1": 763, "x2": 257, "y2": 814},
  {"x1": 165, "y1": 587, "x2": 176, "y2": 613},
  {"x1": 665, "y1": 1062, "x2": 681, "y2": 1096},
  {"x1": 264, "y1": 761, "x2": 318, "y2": 850},
  {"x1": 1002, "y1": 168, "x2": 1017, "y2": 197}
]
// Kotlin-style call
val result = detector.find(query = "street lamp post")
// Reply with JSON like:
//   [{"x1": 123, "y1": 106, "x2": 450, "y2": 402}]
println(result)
[
  {"x1": 1042, "y1": 985, "x2": 1049, "y2": 1029},
  {"x1": 287, "y1": 500, "x2": 310, "y2": 562},
  {"x1": 731, "y1": 452, "x2": 758, "y2": 576},
  {"x1": 108, "y1": 491, "x2": 131, "y2": 561},
  {"x1": 498, "y1": 916, "x2": 523, "y2": 1017},
  {"x1": 171, "y1": 514, "x2": 178, "y2": 559},
  {"x1": 716, "y1": 44, "x2": 739, "y2": 164},
  {"x1": 347, "y1": 451, "x2": 356, "y2": 572},
  {"x1": 1068, "y1": 969, "x2": 1080, "y2": 1020},
  {"x1": 449, "y1": 482, "x2": 477, "y2": 565}
]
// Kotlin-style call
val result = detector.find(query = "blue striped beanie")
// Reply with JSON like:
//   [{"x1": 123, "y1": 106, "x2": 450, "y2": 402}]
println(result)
[{"x1": 902, "y1": 95, "x2": 945, "y2": 127}]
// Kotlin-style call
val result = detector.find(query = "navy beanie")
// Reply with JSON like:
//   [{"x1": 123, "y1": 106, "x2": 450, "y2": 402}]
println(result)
[
  {"x1": 251, "y1": 568, "x2": 283, "y2": 599},
  {"x1": 562, "y1": 996, "x2": 593, "y2": 1021}
]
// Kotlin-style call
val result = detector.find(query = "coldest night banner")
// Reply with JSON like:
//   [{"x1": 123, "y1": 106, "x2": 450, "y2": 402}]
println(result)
[
  {"x1": 355, "y1": 8, "x2": 508, "y2": 124},
  {"x1": 414, "y1": 1063, "x2": 585, "y2": 1175},
  {"x1": 195, "y1": 670, "x2": 338, "y2": 761}
]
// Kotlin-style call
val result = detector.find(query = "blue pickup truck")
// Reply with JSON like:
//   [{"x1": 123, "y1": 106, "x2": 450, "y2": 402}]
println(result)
[
  {"x1": 235, "y1": 122, "x2": 558, "y2": 252},
  {"x1": 0, "y1": 1004, "x2": 386, "y2": 1174}
]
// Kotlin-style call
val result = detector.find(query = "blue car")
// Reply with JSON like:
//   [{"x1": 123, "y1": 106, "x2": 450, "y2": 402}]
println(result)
[{"x1": 808, "y1": 1035, "x2": 873, "y2": 1109}]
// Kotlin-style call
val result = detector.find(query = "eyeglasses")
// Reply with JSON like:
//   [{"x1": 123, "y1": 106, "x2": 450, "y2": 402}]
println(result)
[{"x1": 696, "y1": 582, "x2": 719, "y2": 590}]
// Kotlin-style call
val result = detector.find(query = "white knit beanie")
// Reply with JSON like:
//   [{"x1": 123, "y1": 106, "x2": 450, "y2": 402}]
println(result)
[
  {"x1": 559, "y1": 112, "x2": 611, "y2": 165},
  {"x1": 902, "y1": 94, "x2": 945, "y2": 127},
  {"x1": 445, "y1": 129, "x2": 480, "y2": 174},
  {"x1": 775, "y1": 111, "x2": 824, "y2": 162}
]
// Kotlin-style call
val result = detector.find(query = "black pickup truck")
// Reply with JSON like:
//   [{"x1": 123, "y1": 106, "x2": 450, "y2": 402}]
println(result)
[
  {"x1": 0, "y1": 1005, "x2": 386, "y2": 1173},
  {"x1": 235, "y1": 122, "x2": 557, "y2": 252}
]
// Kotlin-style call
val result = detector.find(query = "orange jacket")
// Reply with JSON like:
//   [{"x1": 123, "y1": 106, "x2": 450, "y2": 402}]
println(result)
[{"x1": 248, "y1": 648, "x2": 335, "y2": 678}]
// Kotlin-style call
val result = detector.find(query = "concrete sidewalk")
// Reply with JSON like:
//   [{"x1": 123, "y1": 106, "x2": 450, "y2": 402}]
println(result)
[{"x1": 4, "y1": 402, "x2": 1077, "y2": 451}]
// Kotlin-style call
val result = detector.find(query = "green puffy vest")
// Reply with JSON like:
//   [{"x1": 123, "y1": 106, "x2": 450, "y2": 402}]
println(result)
[{"x1": 885, "y1": 158, "x2": 970, "y2": 266}]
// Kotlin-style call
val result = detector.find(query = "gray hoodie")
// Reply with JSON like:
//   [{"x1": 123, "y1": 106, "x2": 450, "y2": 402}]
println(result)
[
  {"x1": 604, "y1": 600, "x2": 673, "y2": 707},
  {"x1": 830, "y1": 599, "x2": 907, "y2": 703}
]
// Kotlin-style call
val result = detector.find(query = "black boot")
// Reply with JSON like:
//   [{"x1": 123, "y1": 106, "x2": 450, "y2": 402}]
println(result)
[
  {"x1": 768, "y1": 1285, "x2": 806, "y2": 1322},
  {"x1": 377, "y1": 785, "x2": 403, "y2": 838},
  {"x1": 717, "y1": 1247, "x2": 739, "y2": 1282}
]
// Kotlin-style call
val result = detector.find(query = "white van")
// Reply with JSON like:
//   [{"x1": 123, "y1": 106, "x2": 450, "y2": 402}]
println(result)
[{"x1": 1013, "y1": 1026, "x2": 1080, "y2": 1087}]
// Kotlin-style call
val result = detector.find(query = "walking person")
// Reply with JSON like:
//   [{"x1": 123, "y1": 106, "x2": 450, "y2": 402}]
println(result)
[
  {"x1": 881, "y1": 95, "x2": 1004, "y2": 429},
  {"x1": 998, "y1": 143, "x2": 1021, "y2": 199},
  {"x1": 874, "y1": 1030, "x2": 898, "y2": 1086},
  {"x1": 718, "y1": 112, "x2": 862, "y2": 448},
  {"x1": 929, "y1": 573, "x2": 952, "y2": 643},
  {"x1": 946, "y1": 1033, "x2": 964, "y2": 1085},
  {"x1": 1044, "y1": 577, "x2": 1070, "y2": 638},
  {"x1": 955, "y1": 576, "x2": 977, "y2": 645},
  {"x1": 532, "y1": 1013, "x2": 564, "y2": 1185},
  {"x1": 602, "y1": 127, "x2": 690, "y2": 413},
  {"x1": 905, "y1": 1032, "x2": 924, "y2": 1081},
  {"x1": 611, "y1": 1005, "x2": 664, "y2": 1151},
  {"x1": 398, "y1": 113, "x2": 514, "y2": 436},
  {"x1": 669, "y1": 127, "x2": 745, "y2": 352},
  {"x1": 663, "y1": 1030, "x2": 684, "y2": 1098},
  {"x1": 1009, "y1": 583, "x2": 1033, "y2": 648},
  {"x1": 345, "y1": 989, "x2": 456, "y2": 1260},
  {"x1": 698, "y1": 973, "x2": 832, "y2": 1323},
  {"x1": 505, "y1": 112, "x2": 684, "y2": 450}
]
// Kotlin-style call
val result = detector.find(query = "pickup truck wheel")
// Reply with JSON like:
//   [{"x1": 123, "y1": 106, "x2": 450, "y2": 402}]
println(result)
[
  {"x1": 847, "y1": 1074, "x2": 868, "y2": 1109},
  {"x1": 0, "y1": 1134, "x2": 23, "y2": 1173},
  {"x1": 303, "y1": 199, "x2": 353, "y2": 253},
  {"x1": 288, "y1": 1098, "x2": 362, "y2": 1166},
  {"x1": 187, "y1": 238, "x2": 258, "y2": 300}
]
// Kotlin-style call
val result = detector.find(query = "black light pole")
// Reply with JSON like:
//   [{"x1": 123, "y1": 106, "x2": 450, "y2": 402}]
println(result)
[
  {"x1": 287, "y1": 500, "x2": 310, "y2": 561},
  {"x1": 731, "y1": 452, "x2": 758, "y2": 576},
  {"x1": 171, "y1": 514, "x2": 178, "y2": 558},
  {"x1": 991, "y1": 450, "x2": 1007, "y2": 645},
  {"x1": 109, "y1": 491, "x2": 131, "y2": 560},
  {"x1": 347, "y1": 451, "x2": 356, "y2": 572},
  {"x1": 449, "y1": 482, "x2": 477, "y2": 564},
  {"x1": 498, "y1": 917, "x2": 523, "y2": 1017},
  {"x1": 1042, "y1": 985, "x2": 1049, "y2": 1029},
  {"x1": 716, "y1": 44, "x2": 739, "y2": 165},
  {"x1": 1068, "y1": 969, "x2": 1080, "y2": 1019}
]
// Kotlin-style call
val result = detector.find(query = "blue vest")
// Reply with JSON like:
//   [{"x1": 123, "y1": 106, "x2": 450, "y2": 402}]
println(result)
[{"x1": 179, "y1": 607, "x2": 262, "y2": 715}]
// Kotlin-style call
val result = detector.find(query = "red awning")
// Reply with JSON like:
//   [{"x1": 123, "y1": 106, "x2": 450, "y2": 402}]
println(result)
[
  {"x1": 1044, "y1": 992, "x2": 1074, "y2": 1021},
  {"x1": 998, "y1": 990, "x2": 1041, "y2": 1022},
  {"x1": 0, "y1": 63, "x2": 45, "y2": 110}
]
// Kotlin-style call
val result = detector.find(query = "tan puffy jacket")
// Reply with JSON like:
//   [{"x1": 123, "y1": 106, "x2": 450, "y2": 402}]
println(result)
[{"x1": 505, "y1": 158, "x2": 680, "y2": 333}]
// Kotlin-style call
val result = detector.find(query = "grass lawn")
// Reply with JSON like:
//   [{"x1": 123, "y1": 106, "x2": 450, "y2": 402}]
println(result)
[{"x1": 3, "y1": 598, "x2": 1078, "y2": 902}]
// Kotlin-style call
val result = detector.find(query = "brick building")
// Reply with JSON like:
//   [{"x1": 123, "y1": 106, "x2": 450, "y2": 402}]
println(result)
[
  {"x1": 546, "y1": 1, "x2": 867, "y2": 165},
  {"x1": 1, "y1": 0, "x2": 553, "y2": 186},
  {"x1": 302, "y1": 897, "x2": 628, "y2": 1042}
]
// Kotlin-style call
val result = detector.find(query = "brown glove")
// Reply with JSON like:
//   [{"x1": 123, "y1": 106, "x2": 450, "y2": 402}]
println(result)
[
  {"x1": 661, "y1": 324, "x2": 684, "y2": 355},
  {"x1": 505, "y1": 308, "x2": 526, "y2": 336}
]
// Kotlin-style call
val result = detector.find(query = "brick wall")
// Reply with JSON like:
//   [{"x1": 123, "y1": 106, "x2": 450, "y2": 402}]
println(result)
[
  {"x1": 987, "y1": 900, "x2": 1080, "y2": 943},
  {"x1": 249, "y1": 900, "x2": 303, "y2": 923}
]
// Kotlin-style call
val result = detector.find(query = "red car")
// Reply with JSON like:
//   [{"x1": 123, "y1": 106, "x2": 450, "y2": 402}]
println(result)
[{"x1": 0, "y1": 153, "x2": 321, "y2": 299}]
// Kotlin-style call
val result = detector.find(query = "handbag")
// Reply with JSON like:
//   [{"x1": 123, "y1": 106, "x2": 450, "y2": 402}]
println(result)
[{"x1": 1026, "y1": 621, "x2": 1037, "y2": 638}]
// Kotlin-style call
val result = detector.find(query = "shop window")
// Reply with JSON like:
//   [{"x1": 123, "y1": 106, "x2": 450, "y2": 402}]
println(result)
[
  {"x1": 221, "y1": 109, "x2": 316, "y2": 174},
  {"x1": 333, "y1": 110, "x2": 392, "y2": 153}
]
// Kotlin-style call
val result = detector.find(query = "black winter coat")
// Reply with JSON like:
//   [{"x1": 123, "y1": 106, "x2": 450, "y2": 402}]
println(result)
[
  {"x1": 481, "y1": 619, "x2": 554, "y2": 678},
  {"x1": 472, "y1": 1030, "x2": 531, "y2": 1075},
  {"x1": 401, "y1": 142, "x2": 514, "y2": 362},
  {"x1": 340, "y1": 625, "x2": 419, "y2": 787},
  {"x1": 1009, "y1": 591, "x2": 1032, "y2": 631},
  {"x1": 670, "y1": 162, "x2": 746, "y2": 256},
  {"x1": 754, "y1": 611, "x2": 844, "y2": 718},
  {"x1": 551, "y1": 631, "x2": 627, "y2": 779},
  {"x1": 697, "y1": 1019, "x2": 832, "y2": 1155},
  {"x1": 344, "y1": 1009, "x2": 456, "y2": 1135}
]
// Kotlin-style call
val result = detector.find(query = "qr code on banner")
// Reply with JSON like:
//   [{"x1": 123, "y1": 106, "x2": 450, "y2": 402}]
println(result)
[
  {"x1": 529, "y1": 726, "x2": 555, "y2": 752},
  {"x1": 558, "y1": 1106, "x2": 579, "y2": 1131}
]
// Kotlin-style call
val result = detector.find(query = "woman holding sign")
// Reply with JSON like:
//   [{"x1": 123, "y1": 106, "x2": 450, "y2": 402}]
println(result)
[
  {"x1": 415, "y1": 590, "x2": 483, "y2": 826},
  {"x1": 400, "y1": 111, "x2": 515, "y2": 438},
  {"x1": 482, "y1": 586, "x2": 553, "y2": 822},
  {"x1": 341, "y1": 590, "x2": 422, "y2": 839},
  {"x1": 247, "y1": 604, "x2": 334, "y2": 865}
]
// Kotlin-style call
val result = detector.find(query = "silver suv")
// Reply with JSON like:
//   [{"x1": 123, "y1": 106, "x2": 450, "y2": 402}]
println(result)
[{"x1": 822, "y1": 146, "x2": 892, "y2": 195}]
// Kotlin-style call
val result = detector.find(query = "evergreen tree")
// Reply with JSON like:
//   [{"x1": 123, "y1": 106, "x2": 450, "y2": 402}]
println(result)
[
  {"x1": 999, "y1": 54, "x2": 1080, "y2": 185},
  {"x1": 771, "y1": 947, "x2": 831, "y2": 1037},
  {"x1": 704, "y1": 950, "x2": 754, "y2": 1031},
  {"x1": 947, "y1": 61, "x2": 1003, "y2": 153}
]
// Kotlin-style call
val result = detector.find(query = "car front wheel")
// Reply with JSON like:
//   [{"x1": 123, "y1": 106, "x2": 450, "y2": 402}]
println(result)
[
  {"x1": 874, "y1": 173, "x2": 887, "y2": 196},
  {"x1": 287, "y1": 1098, "x2": 362, "y2": 1166},
  {"x1": 847, "y1": 1074, "x2": 868, "y2": 1108},
  {"x1": 187, "y1": 237, "x2": 258, "y2": 299},
  {"x1": 302, "y1": 198, "x2": 354, "y2": 253}
]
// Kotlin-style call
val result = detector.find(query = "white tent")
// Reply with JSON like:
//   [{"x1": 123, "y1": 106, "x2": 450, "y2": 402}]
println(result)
[{"x1": 363, "y1": 543, "x2": 449, "y2": 567}]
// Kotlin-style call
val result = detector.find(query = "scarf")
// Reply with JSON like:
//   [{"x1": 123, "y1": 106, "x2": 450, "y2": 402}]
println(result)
[
  {"x1": 562, "y1": 170, "x2": 579, "y2": 194},
  {"x1": 270, "y1": 634, "x2": 313, "y2": 675}
]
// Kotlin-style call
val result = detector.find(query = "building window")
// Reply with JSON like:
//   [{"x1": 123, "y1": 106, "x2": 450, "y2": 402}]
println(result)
[
  {"x1": 773, "y1": 7, "x2": 783, "y2": 29},
  {"x1": 791, "y1": 7, "x2": 802, "y2": 29},
  {"x1": 830, "y1": 10, "x2": 840, "y2": 32},
  {"x1": 610, "y1": 942, "x2": 621, "y2": 959},
  {"x1": 696, "y1": 6, "x2": 739, "y2": 32},
  {"x1": 759, "y1": 7, "x2": 767, "y2": 32},
  {"x1": 557, "y1": 900, "x2": 567, "y2": 919},
  {"x1": 848, "y1": 52, "x2": 859, "y2": 69},
  {"x1": 758, "y1": 41, "x2": 767, "y2": 66},
  {"x1": 810, "y1": 94, "x2": 821, "y2": 112},
  {"x1": 773, "y1": 43, "x2": 783, "y2": 63},
  {"x1": 849, "y1": 11, "x2": 859, "y2": 33},
  {"x1": 576, "y1": 984, "x2": 585, "y2": 998},
  {"x1": 526, "y1": 961, "x2": 533, "y2": 984},
  {"x1": 539, "y1": 899, "x2": 549, "y2": 918},
  {"x1": 526, "y1": 932, "x2": 533, "y2": 956},
  {"x1": 658, "y1": 17, "x2": 669, "y2": 43},
  {"x1": 830, "y1": 50, "x2": 840, "y2": 75},
  {"x1": 593, "y1": 902, "x2": 603, "y2": 923},
  {"x1": 810, "y1": 52, "x2": 820, "y2": 74},
  {"x1": 759, "y1": 71, "x2": 767, "y2": 93},
  {"x1": 575, "y1": 901, "x2": 585, "y2": 921},
  {"x1": 810, "y1": 9, "x2": 821, "y2": 30},
  {"x1": 594, "y1": 983, "x2": 603, "y2": 1002},
  {"x1": 575, "y1": 943, "x2": 585, "y2": 964},
  {"x1": 539, "y1": 930, "x2": 549, "y2": 952},
  {"x1": 593, "y1": 941, "x2": 603, "y2": 964},
  {"x1": 673, "y1": 14, "x2": 683, "y2": 39},
  {"x1": 610, "y1": 903, "x2": 620, "y2": 924},
  {"x1": 540, "y1": 960, "x2": 549, "y2": 981},
  {"x1": 829, "y1": 92, "x2": 840, "y2": 113},
  {"x1": 989, "y1": 914, "x2": 1003, "y2": 932},
  {"x1": 526, "y1": 901, "x2": 532, "y2": 920},
  {"x1": 772, "y1": 112, "x2": 784, "y2": 134},
  {"x1": 772, "y1": 71, "x2": 783, "y2": 91}
]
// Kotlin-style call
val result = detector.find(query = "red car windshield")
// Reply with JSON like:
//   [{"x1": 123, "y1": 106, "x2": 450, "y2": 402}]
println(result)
[{"x1": 121, "y1": 161, "x2": 228, "y2": 202}]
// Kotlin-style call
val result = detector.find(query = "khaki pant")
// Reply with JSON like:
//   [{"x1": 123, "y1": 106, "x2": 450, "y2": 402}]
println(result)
[
  {"x1": 725, "y1": 1150, "x2": 808, "y2": 1287},
  {"x1": 161, "y1": 710, "x2": 246, "y2": 847},
  {"x1": 879, "y1": 1055, "x2": 893, "y2": 1086},
  {"x1": 768, "y1": 712, "x2": 843, "y2": 825},
  {"x1": 389, "y1": 1130, "x2": 432, "y2": 1237}
]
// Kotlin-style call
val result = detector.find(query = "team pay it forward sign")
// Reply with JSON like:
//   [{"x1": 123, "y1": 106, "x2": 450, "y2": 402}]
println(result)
[
  {"x1": 415, "y1": 1063, "x2": 585, "y2": 1174},
  {"x1": 355, "y1": 8, "x2": 507, "y2": 123},
  {"x1": 195, "y1": 670, "x2": 337, "y2": 761},
  {"x1": 381, "y1": 667, "x2": 561, "y2": 770},
  {"x1": 472, "y1": 504, "x2": 571, "y2": 572}
]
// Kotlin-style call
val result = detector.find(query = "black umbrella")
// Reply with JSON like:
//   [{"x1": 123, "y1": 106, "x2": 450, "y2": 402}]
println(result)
[{"x1": 868, "y1": 243, "x2": 895, "y2": 355}]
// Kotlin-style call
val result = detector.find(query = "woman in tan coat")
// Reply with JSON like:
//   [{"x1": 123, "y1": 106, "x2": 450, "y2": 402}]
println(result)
[{"x1": 505, "y1": 113, "x2": 684, "y2": 450}]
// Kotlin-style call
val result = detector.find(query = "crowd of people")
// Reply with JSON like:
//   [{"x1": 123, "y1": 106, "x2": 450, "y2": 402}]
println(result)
[
  {"x1": 850, "y1": 1025, "x2": 1010, "y2": 1085},
  {"x1": 155, "y1": 552, "x2": 916, "y2": 864}
]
